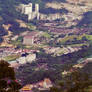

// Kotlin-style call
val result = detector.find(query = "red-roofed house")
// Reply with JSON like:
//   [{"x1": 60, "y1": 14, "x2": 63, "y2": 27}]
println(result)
[{"x1": 38, "y1": 78, "x2": 52, "y2": 89}]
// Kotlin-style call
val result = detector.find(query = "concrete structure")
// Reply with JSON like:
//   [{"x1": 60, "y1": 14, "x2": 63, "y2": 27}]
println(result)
[
  {"x1": 35, "y1": 4, "x2": 39, "y2": 20},
  {"x1": 23, "y1": 35, "x2": 34, "y2": 45},
  {"x1": 17, "y1": 57, "x2": 26, "y2": 64},
  {"x1": 40, "y1": 13, "x2": 63, "y2": 21},
  {"x1": 20, "y1": 3, "x2": 62, "y2": 21},
  {"x1": 26, "y1": 54, "x2": 36, "y2": 63},
  {"x1": 23, "y1": 31, "x2": 40, "y2": 45},
  {"x1": 20, "y1": 3, "x2": 40, "y2": 20},
  {"x1": 35, "y1": 4, "x2": 39, "y2": 12},
  {"x1": 17, "y1": 53, "x2": 36, "y2": 64}
]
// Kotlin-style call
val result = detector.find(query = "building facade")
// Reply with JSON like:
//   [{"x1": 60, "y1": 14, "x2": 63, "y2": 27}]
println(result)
[
  {"x1": 20, "y1": 3, "x2": 39, "y2": 20},
  {"x1": 23, "y1": 31, "x2": 40, "y2": 45}
]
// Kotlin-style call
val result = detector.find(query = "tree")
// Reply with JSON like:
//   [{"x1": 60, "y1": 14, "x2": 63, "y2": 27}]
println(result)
[
  {"x1": 0, "y1": 60, "x2": 22, "y2": 92},
  {"x1": 50, "y1": 68, "x2": 92, "y2": 92},
  {"x1": 78, "y1": 11, "x2": 92, "y2": 28}
]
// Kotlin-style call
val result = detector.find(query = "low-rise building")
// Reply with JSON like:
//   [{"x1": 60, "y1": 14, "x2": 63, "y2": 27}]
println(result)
[
  {"x1": 20, "y1": 78, "x2": 53, "y2": 92},
  {"x1": 17, "y1": 53, "x2": 36, "y2": 64},
  {"x1": 23, "y1": 31, "x2": 41, "y2": 45},
  {"x1": 26, "y1": 54, "x2": 36, "y2": 63}
]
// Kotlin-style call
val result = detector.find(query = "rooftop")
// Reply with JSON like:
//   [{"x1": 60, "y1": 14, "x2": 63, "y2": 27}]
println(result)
[{"x1": 24, "y1": 31, "x2": 39, "y2": 39}]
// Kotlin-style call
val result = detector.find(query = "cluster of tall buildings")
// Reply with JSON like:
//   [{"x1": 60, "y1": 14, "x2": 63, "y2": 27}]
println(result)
[
  {"x1": 20, "y1": 3, "x2": 63, "y2": 21},
  {"x1": 20, "y1": 3, "x2": 40, "y2": 20}
]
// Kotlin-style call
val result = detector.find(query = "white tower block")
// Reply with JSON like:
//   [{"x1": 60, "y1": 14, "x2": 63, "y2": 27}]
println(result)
[
  {"x1": 24, "y1": 3, "x2": 32, "y2": 14},
  {"x1": 35, "y1": 4, "x2": 40, "y2": 20},
  {"x1": 24, "y1": 6, "x2": 30, "y2": 14},
  {"x1": 28, "y1": 14, "x2": 32, "y2": 20},
  {"x1": 20, "y1": 4, "x2": 25, "y2": 14},
  {"x1": 28, "y1": 12, "x2": 36, "y2": 20},
  {"x1": 29, "y1": 3, "x2": 32, "y2": 13},
  {"x1": 28, "y1": 3, "x2": 33, "y2": 20},
  {"x1": 37, "y1": 13, "x2": 40, "y2": 20},
  {"x1": 22, "y1": 7, "x2": 25, "y2": 14},
  {"x1": 35, "y1": 4, "x2": 39, "y2": 12}
]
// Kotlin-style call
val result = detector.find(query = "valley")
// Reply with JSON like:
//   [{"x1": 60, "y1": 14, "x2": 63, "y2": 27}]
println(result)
[{"x1": 0, "y1": 0, "x2": 92, "y2": 92}]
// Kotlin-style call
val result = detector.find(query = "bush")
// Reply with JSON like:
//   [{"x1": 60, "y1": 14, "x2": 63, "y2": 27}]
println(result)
[{"x1": 0, "y1": 60, "x2": 22, "y2": 92}]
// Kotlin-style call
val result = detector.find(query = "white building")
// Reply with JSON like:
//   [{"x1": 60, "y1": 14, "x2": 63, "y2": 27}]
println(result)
[
  {"x1": 26, "y1": 54, "x2": 36, "y2": 63},
  {"x1": 20, "y1": 3, "x2": 40, "y2": 20},
  {"x1": 17, "y1": 53, "x2": 36, "y2": 64}
]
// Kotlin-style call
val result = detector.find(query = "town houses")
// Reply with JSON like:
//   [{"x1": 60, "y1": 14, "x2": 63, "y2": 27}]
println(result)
[
  {"x1": 17, "y1": 53, "x2": 36, "y2": 64},
  {"x1": 0, "y1": 47, "x2": 38, "y2": 59},
  {"x1": 20, "y1": 78, "x2": 53, "y2": 92},
  {"x1": 0, "y1": 47, "x2": 38, "y2": 68}
]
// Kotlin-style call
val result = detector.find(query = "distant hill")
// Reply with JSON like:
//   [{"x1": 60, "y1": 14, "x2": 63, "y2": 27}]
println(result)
[
  {"x1": 0, "y1": 0, "x2": 66, "y2": 26},
  {"x1": 0, "y1": 0, "x2": 92, "y2": 37}
]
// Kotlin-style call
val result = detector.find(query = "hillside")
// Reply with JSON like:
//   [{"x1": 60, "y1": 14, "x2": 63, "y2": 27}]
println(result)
[
  {"x1": 78, "y1": 11, "x2": 92, "y2": 27},
  {"x1": 0, "y1": 0, "x2": 92, "y2": 24},
  {"x1": 0, "y1": 1, "x2": 92, "y2": 91},
  {"x1": 0, "y1": 0, "x2": 92, "y2": 38}
]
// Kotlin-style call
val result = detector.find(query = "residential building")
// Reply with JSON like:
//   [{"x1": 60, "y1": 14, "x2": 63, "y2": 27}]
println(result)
[
  {"x1": 23, "y1": 31, "x2": 40, "y2": 45},
  {"x1": 20, "y1": 3, "x2": 40, "y2": 20}
]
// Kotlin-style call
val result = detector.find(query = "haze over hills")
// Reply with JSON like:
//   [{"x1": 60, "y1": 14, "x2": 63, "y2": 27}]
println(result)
[
  {"x1": 0, "y1": 0, "x2": 92, "y2": 92},
  {"x1": 0, "y1": 0, "x2": 92, "y2": 26},
  {"x1": 0, "y1": 0, "x2": 91, "y2": 44}
]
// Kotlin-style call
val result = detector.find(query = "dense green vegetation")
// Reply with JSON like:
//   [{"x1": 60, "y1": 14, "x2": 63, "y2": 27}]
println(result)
[
  {"x1": 16, "y1": 44, "x2": 92, "y2": 86},
  {"x1": 78, "y1": 11, "x2": 92, "y2": 28},
  {"x1": 0, "y1": 0, "x2": 27, "y2": 36},
  {"x1": 0, "y1": 60, "x2": 21, "y2": 92},
  {"x1": 50, "y1": 68, "x2": 92, "y2": 92}
]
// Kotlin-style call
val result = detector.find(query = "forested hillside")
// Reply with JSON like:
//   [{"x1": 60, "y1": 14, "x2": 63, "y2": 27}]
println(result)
[
  {"x1": 0, "y1": 0, "x2": 92, "y2": 37},
  {"x1": 0, "y1": 0, "x2": 66, "y2": 36},
  {"x1": 78, "y1": 11, "x2": 92, "y2": 28}
]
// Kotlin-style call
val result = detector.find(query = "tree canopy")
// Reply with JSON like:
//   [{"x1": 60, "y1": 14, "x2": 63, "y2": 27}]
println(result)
[
  {"x1": 50, "y1": 68, "x2": 92, "y2": 92},
  {"x1": 0, "y1": 60, "x2": 22, "y2": 92}
]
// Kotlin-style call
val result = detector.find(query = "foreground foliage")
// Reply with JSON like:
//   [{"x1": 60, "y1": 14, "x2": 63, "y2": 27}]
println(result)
[
  {"x1": 0, "y1": 60, "x2": 21, "y2": 92},
  {"x1": 50, "y1": 69, "x2": 92, "y2": 92}
]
